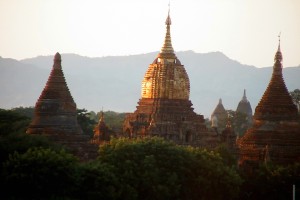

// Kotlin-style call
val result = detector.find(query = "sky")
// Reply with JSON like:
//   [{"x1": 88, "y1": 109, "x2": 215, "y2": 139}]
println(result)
[{"x1": 0, "y1": 0, "x2": 299, "y2": 68}]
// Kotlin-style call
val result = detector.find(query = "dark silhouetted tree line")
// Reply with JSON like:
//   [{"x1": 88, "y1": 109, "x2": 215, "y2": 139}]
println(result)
[{"x1": 1, "y1": 108, "x2": 300, "y2": 199}]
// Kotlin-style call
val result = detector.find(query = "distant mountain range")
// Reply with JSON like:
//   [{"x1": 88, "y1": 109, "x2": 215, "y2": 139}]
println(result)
[{"x1": 0, "y1": 51, "x2": 299, "y2": 118}]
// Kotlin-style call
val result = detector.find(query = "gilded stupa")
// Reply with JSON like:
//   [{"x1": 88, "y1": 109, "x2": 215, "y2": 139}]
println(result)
[
  {"x1": 238, "y1": 39, "x2": 300, "y2": 168},
  {"x1": 123, "y1": 10, "x2": 211, "y2": 145}
]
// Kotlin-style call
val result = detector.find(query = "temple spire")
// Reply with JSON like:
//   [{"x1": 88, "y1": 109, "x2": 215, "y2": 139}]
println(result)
[
  {"x1": 242, "y1": 89, "x2": 247, "y2": 101},
  {"x1": 160, "y1": 5, "x2": 175, "y2": 55},
  {"x1": 99, "y1": 110, "x2": 104, "y2": 124},
  {"x1": 278, "y1": 32, "x2": 281, "y2": 52},
  {"x1": 53, "y1": 52, "x2": 62, "y2": 69},
  {"x1": 274, "y1": 33, "x2": 283, "y2": 63}
]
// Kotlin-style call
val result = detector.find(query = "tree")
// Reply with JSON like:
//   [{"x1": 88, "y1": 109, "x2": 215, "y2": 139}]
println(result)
[
  {"x1": 98, "y1": 137, "x2": 242, "y2": 200},
  {"x1": 0, "y1": 108, "x2": 30, "y2": 136},
  {"x1": 227, "y1": 110, "x2": 249, "y2": 137},
  {"x1": 1, "y1": 148, "x2": 79, "y2": 199},
  {"x1": 97, "y1": 111, "x2": 126, "y2": 132},
  {"x1": 11, "y1": 106, "x2": 35, "y2": 119},
  {"x1": 290, "y1": 89, "x2": 300, "y2": 112},
  {"x1": 214, "y1": 143, "x2": 238, "y2": 167},
  {"x1": 76, "y1": 161, "x2": 120, "y2": 199},
  {"x1": 77, "y1": 108, "x2": 97, "y2": 136},
  {"x1": 239, "y1": 163, "x2": 300, "y2": 199}
]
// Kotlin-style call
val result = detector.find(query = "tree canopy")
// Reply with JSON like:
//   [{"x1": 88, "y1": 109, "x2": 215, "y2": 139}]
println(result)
[{"x1": 98, "y1": 137, "x2": 242, "y2": 200}]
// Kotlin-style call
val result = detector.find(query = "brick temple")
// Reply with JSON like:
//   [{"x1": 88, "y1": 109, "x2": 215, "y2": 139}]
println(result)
[
  {"x1": 123, "y1": 10, "x2": 220, "y2": 147},
  {"x1": 26, "y1": 53, "x2": 97, "y2": 160},
  {"x1": 91, "y1": 111, "x2": 114, "y2": 145},
  {"x1": 238, "y1": 40, "x2": 300, "y2": 168}
]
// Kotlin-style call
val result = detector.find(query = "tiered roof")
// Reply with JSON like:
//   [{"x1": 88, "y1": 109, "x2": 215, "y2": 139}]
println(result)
[{"x1": 238, "y1": 40, "x2": 300, "y2": 167}]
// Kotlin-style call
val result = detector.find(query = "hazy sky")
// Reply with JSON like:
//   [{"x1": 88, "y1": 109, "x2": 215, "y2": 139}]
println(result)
[{"x1": 0, "y1": 0, "x2": 299, "y2": 67}]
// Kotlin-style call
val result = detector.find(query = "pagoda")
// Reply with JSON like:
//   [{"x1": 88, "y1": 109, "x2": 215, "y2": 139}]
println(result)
[
  {"x1": 91, "y1": 111, "x2": 114, "y2": 145},
  {"x1": 27, "y1": 53, "x2": 97, "y2": 160},
  {"x1": 211, "y1": 98, "x2": 227, "y2": 131},
  {"x1": 238, "y1": 39, "x2": 300, "y2": 168},
  {"x1": 236, "y1": 89, "x2": 253, "y2": 125},
  {"x1": 123, "y1": 10, "x2": 211, "y2": 146}
]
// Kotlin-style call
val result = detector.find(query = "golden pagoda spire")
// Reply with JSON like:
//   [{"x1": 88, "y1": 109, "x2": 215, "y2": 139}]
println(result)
[{"x1": 160, "y1": 4, "x2": 175, "y2": 56}]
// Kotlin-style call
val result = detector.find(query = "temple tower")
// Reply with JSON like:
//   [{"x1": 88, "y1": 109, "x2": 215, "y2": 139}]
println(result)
[
  {"x1": 211, "y1": 98, "x2": 227, "y2": 131},
  {"x1": 235, "y1": 90, "x2": 253, "y2": 137},
  {"x1": 27, "y1": 53, "x2": 97, "y2": 160},
  {"x1": 123, "y1": 10, "x2": 209, "y2": 145},
  {"x1": 91, "y1": 111, "x2": 113, "y2": 144},
  {"x1": 238, "y1": 39, "x2": 300, "y2": 168},
  {"x1": 236, "y1": 89, "x2": 253, "y2": 125}
]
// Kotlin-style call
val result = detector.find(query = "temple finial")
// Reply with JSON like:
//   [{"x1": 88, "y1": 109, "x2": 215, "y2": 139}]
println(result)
[
  {"x1": 99, "y1": 108, "x2": 104, "y2": 123},
  {"x1": 54, "y1": 52, "x2": 61, "y2": 61},
  {"x1": 165, "y1": 1, "x2": 171, "y2": 26},
  {"x1": 160, "y1": 3, "x2": 174, "y2": 55},
  {"x1": 242, "y1": 89, "x2": 247, "y2": 101},
  {"x1": 53, "y1": 52, "x2": 62, "y2": 68},
  {"x1": 274, "y1": 33, "x2": 283, "y2": 63},
  {"x1": 278, "y1": 32, "x2": 281, "y2": 51}
]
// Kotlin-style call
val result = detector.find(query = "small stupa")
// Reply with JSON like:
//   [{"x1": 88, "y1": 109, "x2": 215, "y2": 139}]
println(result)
[
  {"x1": 91, "y1": 111, "x2": 113, "y2": 144},
  {"x1": 236, "y1": 89, "x2": 253, "y2": 125}
]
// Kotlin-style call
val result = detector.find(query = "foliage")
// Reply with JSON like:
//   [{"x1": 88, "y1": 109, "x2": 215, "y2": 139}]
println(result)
[
  {"x1": 98, "y1": 137, "x2": 242, "y2": 200},
  {"x1": 0, "y1": 131, "x2": 60, "y2": 165},
  {"x1": 97, "y1": 111, "x2": 126, "y2": 132},
  {"x1": 214, "y1": 143, "x2": 238, "y2": 167},
  {"x1": 76, "y1": 161, "x2": 120, "y2": 200},
  {"x1": 0, "y1": 108, "x2": 30, "y2": 136},
  {"x1": 1, "y1": 147, "x2": 79, "y2": 199},
  {"x1": 227, "y1": 110, "x2": 249, "y2": 137},
  {"x1": 0, "y1": 109, "x2": 61, "y2": 166},
  {"x1": 11, "y1": 106, "x2": 35, "y2": 119},
  {"x1": 239, "y1": 163, "x2": 300, "y2": 199},
  {"x1": 290, "y1": 89, "x2": 300, "y2": 112},
  {"x1": 77, "y1": 108, "x2": 97, "y2": 136}
]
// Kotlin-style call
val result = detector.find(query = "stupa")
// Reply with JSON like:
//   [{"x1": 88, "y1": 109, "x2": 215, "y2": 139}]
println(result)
[
  {"x1": 211, "y1": 98, "x2": 227, "y2": 131},
  {"x1": 236, "y1": 89, "x2": 253, "y2": 125},
  {"x1": 91, "y1": 111, "x2": 113, "y2": 144},
  {"x1": 238, "y1": 38, "x2": 300, "y2": 168},
  {"x1": 27, "y1": 53, "x2": 97, "y2": 159},
  {"x1": 123, "y1": 9, "x2": 212, "y2": 146}
]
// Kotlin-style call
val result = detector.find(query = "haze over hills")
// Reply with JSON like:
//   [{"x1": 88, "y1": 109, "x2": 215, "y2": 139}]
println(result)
[{"x1": 0, "y1": 51, "x2": 299, "y2": 118}]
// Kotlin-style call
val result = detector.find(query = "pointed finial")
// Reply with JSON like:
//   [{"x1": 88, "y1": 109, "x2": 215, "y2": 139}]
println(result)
[
  {"x1": 53, "y1": 52, "x2": 62, "y2": 69},
  {"x1": 278, "y1": 32, "x2": 281, "y2": 51},
  {"x1": 274, "y1": 33, "x2": 283, "y2": 63},
  {"x1": 160, "y1": 3, "x2": 175, "y2": 56},
  {"x1": 219, "y1": 98, "x2": 222, "y2": 104},
  {"x1": 165, "y1": 1, "x2": 171, "y2": 25},
  {"x1": 54, "y1": 52, "x2": 61, "y2": 61},
  {"x1": 99, "y1": 109, "x2": 104, "y2": 123},
  {"x1": 242, "y1": 89, "x2": 247, "y2": 101}
]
